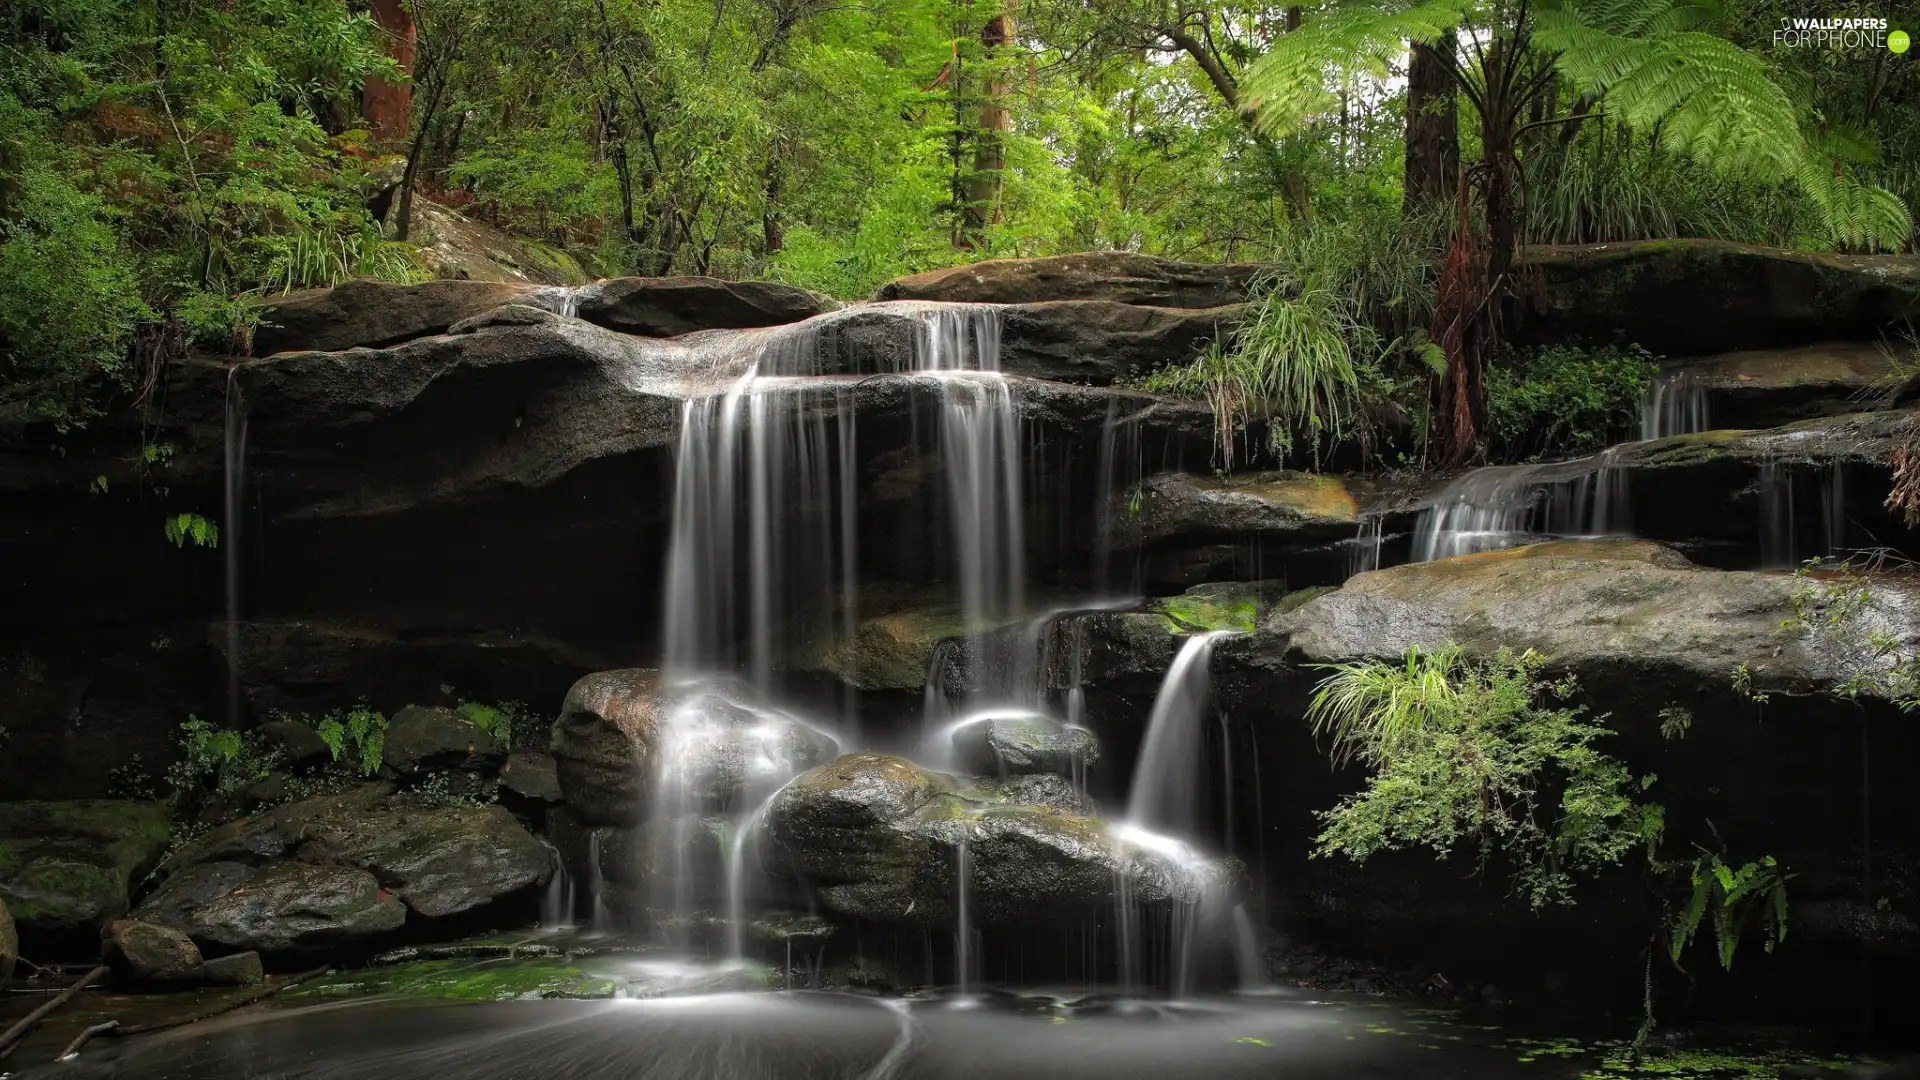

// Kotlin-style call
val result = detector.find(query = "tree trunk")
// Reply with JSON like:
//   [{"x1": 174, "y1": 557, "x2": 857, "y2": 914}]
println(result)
[
  {"x1": 960, "y1": 6, "x2": 1015, "y2": 246},
  {"x1": 364, "y1": 0, "x2": 417, "y2": 145},
  {"x1": 1403, "y1": 31, "x2": 1459, "y2": 212},
  {"x1": 761, "y1": 140, "x2": 785, "y2": 256}
]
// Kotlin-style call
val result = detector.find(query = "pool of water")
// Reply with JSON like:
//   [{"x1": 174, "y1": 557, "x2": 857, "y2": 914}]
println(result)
[{"x1": 15, "y1": 988, "x2": 1611, "y2": 1080}]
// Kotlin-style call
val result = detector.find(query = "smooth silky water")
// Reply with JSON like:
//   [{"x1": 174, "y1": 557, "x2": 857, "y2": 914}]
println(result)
[{"x1": 16, "y1": 989, "x2": 1623, "y2": 1080}]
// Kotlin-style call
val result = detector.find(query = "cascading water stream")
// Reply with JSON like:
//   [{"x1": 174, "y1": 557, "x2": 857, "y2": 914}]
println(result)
[
  {"x1": 1640, "y1": 368, "x2": 1710, "y2": 440},
  {"x1": 1126, "y1": 632, "x2": 1233, "y2": 837},
  {"x1": 1411, "y1": 449, "x2": 1632, "y2": 562},
  {"x1": 223, "y1": 366, "x2": 249, "y2": 728}
]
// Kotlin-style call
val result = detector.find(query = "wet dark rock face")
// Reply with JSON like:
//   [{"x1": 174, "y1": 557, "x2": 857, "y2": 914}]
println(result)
[
  {"x1": 875, "y1": 251, "x2": 1263, "y2": 308},
  {"x1": 1513, "y1": 240, "x2": 1920, "y2": 355},
  {"x1": 130, "y1": 786, "x2": 549, "y2": 961},
  {"x1": 0, "y1": 801, "x2": 172, "y2": 954}
]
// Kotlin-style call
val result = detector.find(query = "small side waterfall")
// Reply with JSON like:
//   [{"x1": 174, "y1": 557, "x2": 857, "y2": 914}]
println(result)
[
  {"x1": 539, "y1": 840, "x2": 577, "y2": 929},
  {"x1": 222, "y1": 366, "x2": 249, "y2": 727},
  {"x1": 1412, "y1": 450, "x2": 1632, "y2": 562},
  {"x1": 1641, "y1": 368, "x2": 1710, "y2": 440},
  {"x1": 1126, "y1": 631, "x2": 1232, "y2": 837}
]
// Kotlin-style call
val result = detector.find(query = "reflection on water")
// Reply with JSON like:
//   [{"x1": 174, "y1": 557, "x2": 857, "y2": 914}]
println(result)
[{"x1": 20, "y1": 990, "x2": 1600, "y2": 1080}]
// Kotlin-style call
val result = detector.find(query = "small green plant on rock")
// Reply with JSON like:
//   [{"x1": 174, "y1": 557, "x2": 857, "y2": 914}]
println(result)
[
  {"x1": 165, "y1": 715, "x2": 278, "y2": 808},
  {"x1": 108, "y1": 753, "x2": 158, "y2": 800},
  {"x1": 455, "y1": 700, "x2": 545, "y2": 748},
  {"x1": 1781, "y1": 558, "x2": 1920, "y2": 709},
  {"x1": 162, "y1": 512, "x2": 220, "y2": 549},
  {"x1": 1668, "y1": 850, "x2": 1792, "y2": 973},
  {"x1": 315, "y1": 703, "x2": 388, "y2": 776}
]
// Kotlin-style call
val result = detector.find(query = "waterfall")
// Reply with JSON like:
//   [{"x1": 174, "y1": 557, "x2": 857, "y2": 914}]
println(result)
[
  {"x1": 222, "y1": 366, "x2": 249, "y2": 727},
  {"x1": 1344, "y1": 515, "x2": 1384, "y2": 577},
  {"x1": 954, "y1": 821, "x2": 977, "y2": 1002},
  {"x1": 1824, "y1": 461, "x2": 1848, "y2": 556},
  {"x1": 1760, "y1": 460, "x2": 1797, "y2": 569},
  {"x1": 1411, "y1": 450, "x2": 1632, "y2": 562},
  {"x1": 1126, "y1": 632, "x2": 1231, "y2": 837},
  {"x1": 1640, "y1": 368, "x2": 1710, "y2": 440},
  {"x1": 539, "y1": 840, "x2": 576, "y2": 930}
]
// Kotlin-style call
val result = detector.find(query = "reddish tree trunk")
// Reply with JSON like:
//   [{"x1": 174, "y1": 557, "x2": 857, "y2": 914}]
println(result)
[
  {"x1": 960, "y1": 7, "x2": 1015, "y2": 246},
  {"x1": 365, "y1": 0, "x2": 417, "y2": 144}
]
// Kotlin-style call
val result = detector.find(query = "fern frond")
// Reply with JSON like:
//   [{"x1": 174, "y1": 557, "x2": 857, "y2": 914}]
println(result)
[{"x1": 1243, "y1": 0, "x2": 1470, "y2": 138}]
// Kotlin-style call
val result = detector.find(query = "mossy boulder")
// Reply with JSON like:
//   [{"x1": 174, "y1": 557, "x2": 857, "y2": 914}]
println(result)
[
  {"x1": 764, "y1": 753, "x2": 1235, "y2": 928},
  {"x1": 951, "y1": 715, "x2": 1098, "y2": 777},
  {"x1": 384, "y1": 704, "x2": 503, "y2": 773},
  {"x1": 1123, "y1": 470, "x2": 1364, "y2": 549},
  {"x1": 0, "y1": 800, "x2": 171, "y2": 944},
  {"x1": 201, "y1": 950, "x2": 264, "y2": 986},
  {"x1": 549, "y1": 671, "x2": 838, "y2": 824},
  {"x1": 816, "y1": 608, "x2": 970, "y2": 691},
  {"x1": 102, "y1": 918, "x2": 204, "y2": 985},
  {"x1": 138, "y1": 786, "x2": 550, "y2": 953},
  {"x1": 1272, "y1": 539, "x2": 1920, "y2": 698}
]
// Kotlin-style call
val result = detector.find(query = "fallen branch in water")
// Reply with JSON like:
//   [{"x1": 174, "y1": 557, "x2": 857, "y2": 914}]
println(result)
[
  {"x1": 0, "y1": 965, "x2": 109, "y2": 1062},
  {"x1": 54, "y1": 966, "x2": 330, "y2": 1063}
]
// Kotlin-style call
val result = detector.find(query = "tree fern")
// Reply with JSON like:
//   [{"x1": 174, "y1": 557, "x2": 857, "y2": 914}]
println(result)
[{"x1": 1241, "y1": 0, "x2": 1471, "y2": 138}]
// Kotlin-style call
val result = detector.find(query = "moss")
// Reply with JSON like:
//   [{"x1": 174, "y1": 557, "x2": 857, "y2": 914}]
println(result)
[
  {"x1": 1200, "y1": 470, "x2": 1360, "y2": 523},
  {"x1": 1272, "y1": 586, "x2": 1336, "y2": 617},
  {"x1": 288, "y1": 958, "x2": 623, "y2": 1002}
]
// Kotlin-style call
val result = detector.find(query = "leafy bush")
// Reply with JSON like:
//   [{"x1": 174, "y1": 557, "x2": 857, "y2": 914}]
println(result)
[
  {"x1": 1307, "y1": 645, "x2": 1664, "y2": 908},
  {"x1": 455, "y1": 700, "x2": 544, "y2": 749},
  {"x1": 1485, "y1": 343, "x2": 1659, "y2": 461}
]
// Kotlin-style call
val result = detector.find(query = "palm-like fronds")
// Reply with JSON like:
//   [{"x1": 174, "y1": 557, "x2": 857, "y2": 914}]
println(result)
[
  {"x1": 1308, "y1": 644, "x2": 1465, "y2": 765},
  {"x1": 1240, "y1": 0, "x2": 1470, "y2": 138},
  {"x1": 1537, "y1": 3, "x2": 1912, "y2": 249},
  {"x1": 1245, "y1": 0, "x2": 1913, "y2": 251}
]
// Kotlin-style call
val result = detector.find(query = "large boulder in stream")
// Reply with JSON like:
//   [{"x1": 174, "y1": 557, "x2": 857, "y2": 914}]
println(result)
[
  {"x1": 549, "y1": 670, "x2": 840, "y2": 825},
  {"x1": 0, "y1": 800, "x2": 172, "y2": 948},
  {"x1": 1271, "y1": 539, "x2": 1920, "y2": 698},
  {"x1": 134, "y1": 785, "x2": 549, "y2": 957},
  {"x1": 764, "y1": 753, "x2": 1238, "y2": 928}
]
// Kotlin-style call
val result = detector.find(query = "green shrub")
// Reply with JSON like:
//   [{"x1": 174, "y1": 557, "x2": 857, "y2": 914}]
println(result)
[
  {"x1": 1485, "y1": 343, "x2": 1659, "y2": 462},
  {"x1": 1307, "y1": 645, "x2": 1663, "y2": 908}
]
